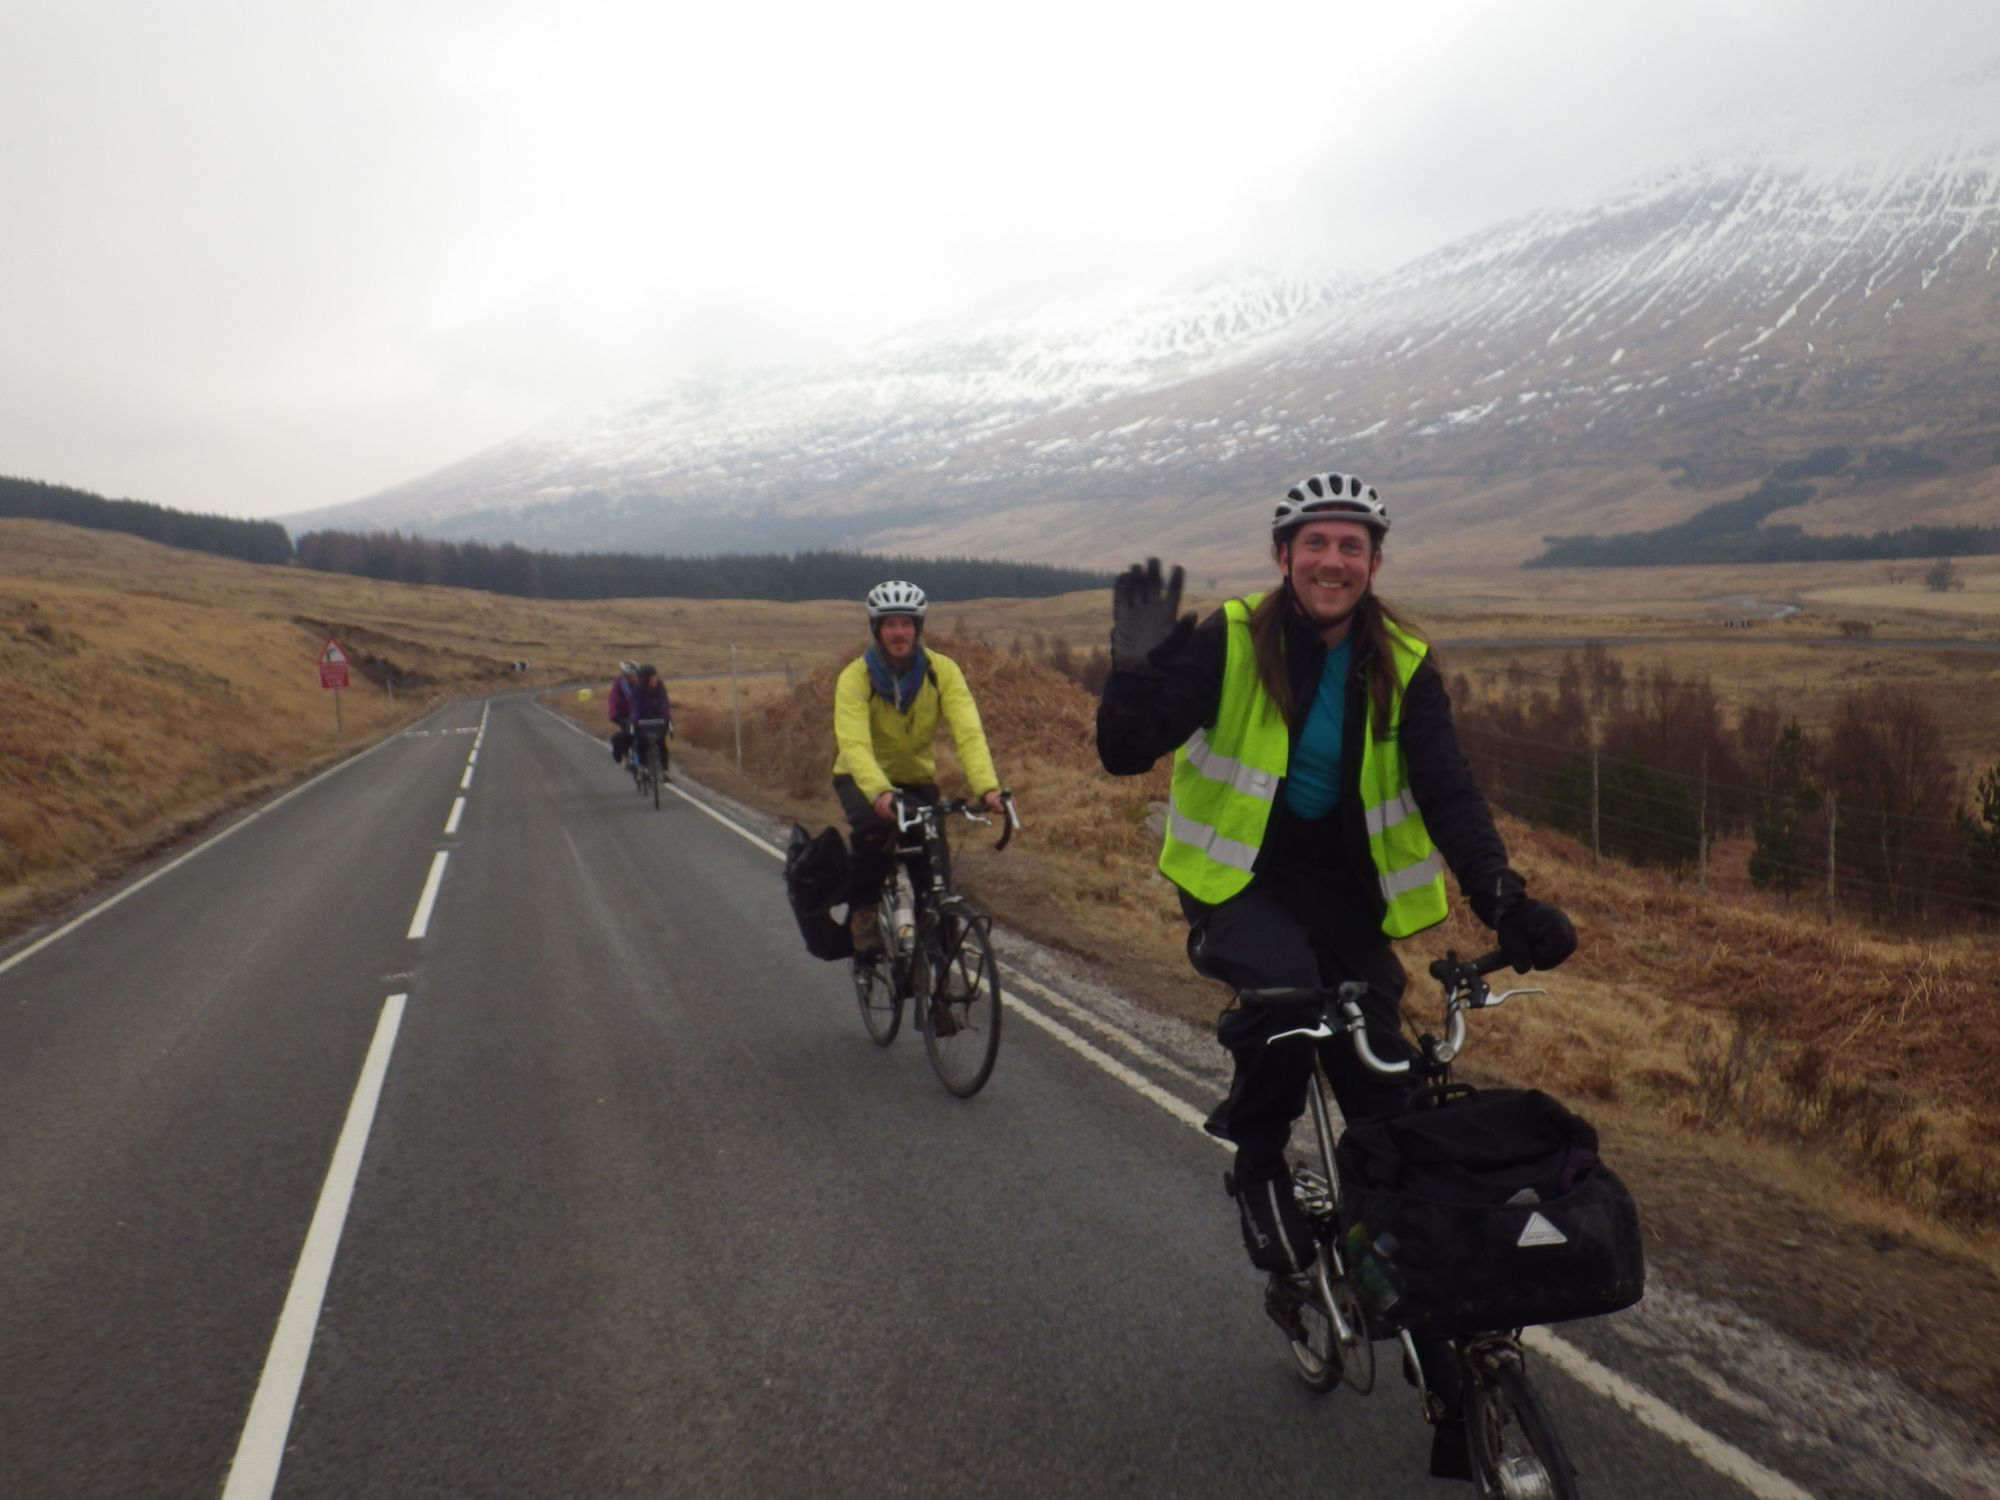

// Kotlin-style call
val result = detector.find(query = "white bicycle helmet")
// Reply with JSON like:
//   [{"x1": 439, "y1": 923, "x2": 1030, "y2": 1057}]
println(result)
[
  {"x1": 617, "y1": 659, "x2": 639, "y2": 675},
  {"x1": 1272, "y1": 472, "x2": 1389, "y2": 540},
  {"x1": 865, "y1": 580, "x2": 929, "y2": 620}
]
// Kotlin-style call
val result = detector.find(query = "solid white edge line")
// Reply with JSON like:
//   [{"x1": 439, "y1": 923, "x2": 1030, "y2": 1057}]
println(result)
[
  {"x1": 0, "y1": 706, "x2": 447, "y2": 980},
  {"x1": 1005, "y1": 997, "x2": 1224, "y2": 1140},
  {"x1": 1521, "y1": 1329, "x2": 1817, "y2": 1500},
  {"x1": 444, "y1": 798, "x2": 465, "y2": 836},
  {"x1": 459, "y1": 766, "x2": 474, "y2": 790},
  {"x1": 531, "y1": 700, "x2": 1812, "y2": 1497},
  {"x1": 220, "y1": 992, "x2": 407, "y2": 1500},
  {"x1": 406, "y1": 851, "x2": 449, "y2": 940}
]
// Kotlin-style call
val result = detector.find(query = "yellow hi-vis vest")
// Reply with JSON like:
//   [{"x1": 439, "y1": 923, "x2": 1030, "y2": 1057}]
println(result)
[{"x1": 1158, "y1": 596, "x2": 1449, "y2": 938}]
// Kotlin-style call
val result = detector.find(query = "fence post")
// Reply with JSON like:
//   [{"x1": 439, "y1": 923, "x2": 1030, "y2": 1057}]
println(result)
[
  {"x1": 1826, "y1": 794, "x2": 1839, "y2": 922},
  {"x1": 1590, "y1": 746, "x2": 1601, "y2": 864},
  {"x1": 730, "y1": 644, "x2": 744, "y2": 774},
  {"x1": 1698, "y1": 747, "x2": 1709, "y2": 891}
]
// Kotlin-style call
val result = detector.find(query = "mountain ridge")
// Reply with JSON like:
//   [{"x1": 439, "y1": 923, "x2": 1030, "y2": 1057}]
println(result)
[{"x1": 290, "y1": 87, "x2": 2000, "y2": 576}]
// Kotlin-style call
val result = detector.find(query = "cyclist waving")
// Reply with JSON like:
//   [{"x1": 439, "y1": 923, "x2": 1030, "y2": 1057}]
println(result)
[
  {"x1": 1093, "y1": 473, "x2": 1575, "y2": 1481},
  {"x1": 833, "y1": 581, "x2": 1007, "y2": 959}
]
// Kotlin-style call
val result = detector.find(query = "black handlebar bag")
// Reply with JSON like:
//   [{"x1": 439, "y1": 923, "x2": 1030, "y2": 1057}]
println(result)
[
  {"x1": 1335, "y1": 1086, "x2": 1644, "y2": 1334},
  {"x1": 783, "y1": 824, "x2": 854, "y2": 961}
]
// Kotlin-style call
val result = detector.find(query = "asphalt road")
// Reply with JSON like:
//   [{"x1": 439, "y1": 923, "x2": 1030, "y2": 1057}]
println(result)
[{"x1": 0, "y1": 695, "x2": 1904, "y2": 1498}]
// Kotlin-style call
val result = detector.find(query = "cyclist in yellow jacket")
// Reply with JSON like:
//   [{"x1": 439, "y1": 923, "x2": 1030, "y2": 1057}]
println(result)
[{"x1": 833, "y1": 580, "x2": 1008, "y2": 957}]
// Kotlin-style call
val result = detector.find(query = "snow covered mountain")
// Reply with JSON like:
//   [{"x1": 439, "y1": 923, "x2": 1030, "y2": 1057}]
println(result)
[
  {"x1": 294, "y1": 81, "x2": 2000, "y2": 574},
  {"x1": 292, "y1": 269, "x2": 1357, "y2": 553}
]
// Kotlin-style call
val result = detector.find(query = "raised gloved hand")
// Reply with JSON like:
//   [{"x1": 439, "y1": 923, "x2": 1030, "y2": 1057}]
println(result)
[
  {"x1": 1496, "y1": 898, "x2": 1578, "y2": 974},
  {"x1": 1111, "y1": 557, "x2": 1195, "y2": 672}
]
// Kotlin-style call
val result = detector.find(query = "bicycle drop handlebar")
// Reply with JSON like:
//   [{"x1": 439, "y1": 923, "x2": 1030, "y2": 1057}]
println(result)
[
  {"x1": 892, "y1": 790, "x2": 1021, "y2": 851},
  {"x1": 1239, "y1": 947, "x2": 1545, "y2": 1077}
]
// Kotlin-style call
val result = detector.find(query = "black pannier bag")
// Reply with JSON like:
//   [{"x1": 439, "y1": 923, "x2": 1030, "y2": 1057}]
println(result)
[
  {"x1": 1334, "y1": 1086, "x2": 1644, "y2": 1335},
  {"x1": 784, "y1": 824, "x2": 853, "y2": 962}
]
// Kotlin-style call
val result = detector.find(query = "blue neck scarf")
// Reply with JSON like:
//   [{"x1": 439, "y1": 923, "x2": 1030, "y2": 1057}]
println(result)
[{"x1": 865, "y1": 643, "x2": 929, "y2": 712}]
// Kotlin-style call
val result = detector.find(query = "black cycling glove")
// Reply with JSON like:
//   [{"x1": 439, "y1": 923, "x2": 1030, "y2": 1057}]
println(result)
[
  {"x1": 1495, "y1": 898, "x2": 1578, "y2": 974},
  {"x1": 1110, "y1": 557, "x2": 1195, "y2": 672}
]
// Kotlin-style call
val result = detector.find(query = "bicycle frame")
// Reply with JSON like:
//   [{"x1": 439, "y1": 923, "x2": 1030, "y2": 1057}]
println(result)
[{"x1": 1262, "y1": 953, "x2": 1551, "y2": 1426}]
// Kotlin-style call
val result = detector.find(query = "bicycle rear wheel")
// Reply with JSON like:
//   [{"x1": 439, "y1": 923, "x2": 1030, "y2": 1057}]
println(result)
[
  {"x1": 915, "y1": 901, "x2": 1001, "y2": 1097},
  {"x1": 1466, "y1": 1350, "x2": 1579, "y2": 1500}
]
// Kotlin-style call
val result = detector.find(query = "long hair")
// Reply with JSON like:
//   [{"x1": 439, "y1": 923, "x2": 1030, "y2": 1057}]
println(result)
[{"x1": 1248, "y1": 542, "x2": 1425, "y2": 737}]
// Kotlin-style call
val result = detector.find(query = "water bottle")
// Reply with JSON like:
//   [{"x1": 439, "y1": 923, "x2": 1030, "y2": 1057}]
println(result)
[
  {"x1": 1343, "y1": 1223, "x2": 1403, "y2": 1315},
  {"x1": 891, "y1": 871, "x2": 916, "y2": 946}
]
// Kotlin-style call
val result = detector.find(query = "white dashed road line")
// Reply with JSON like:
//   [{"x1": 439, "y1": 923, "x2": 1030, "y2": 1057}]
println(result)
[
  {"x1": 534, "y1": 701, "x2": 1814, "y2": 1498},
  {"x1": 406, "y1": 852, "x2": 449, "y2": 940},
  {"x1": 221, "y1": 993, "x2": 408, "y2": 1500},
  {"x1": 444, "y1": 798, "x2": 466, "y2": 836}
]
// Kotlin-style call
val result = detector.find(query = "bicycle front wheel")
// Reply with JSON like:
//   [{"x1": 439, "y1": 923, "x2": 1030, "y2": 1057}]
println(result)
[
  {"x1": 647, "y1": 747, "x2": 663, "y2": 808},
  {"x1": 852, "y1": 953, "x2": 902, "y2": 1046},
  {"x1": 915, "y1": 901, "x2": 1001, "y2": 1097},
  {"x1": 1466, "y1": 1350, "x2": 1579, "y2": 1500}
]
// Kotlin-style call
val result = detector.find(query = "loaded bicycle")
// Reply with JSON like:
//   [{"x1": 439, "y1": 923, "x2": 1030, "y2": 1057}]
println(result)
[
  {"x1": 1240, "y1": 949, "x2": 1643, "y2": 1499},
  {"x1": 851, "y1": 791, "x2": 1018, "y2": 1097}
]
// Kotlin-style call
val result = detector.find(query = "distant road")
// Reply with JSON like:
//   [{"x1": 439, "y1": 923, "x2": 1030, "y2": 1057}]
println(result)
[
  {"x1": 1436, "y1": 633, "x2": 2000, "y2": 654},
  {"x1": 0, "y1": 695, "x2": 1924, "y2": 1497}
]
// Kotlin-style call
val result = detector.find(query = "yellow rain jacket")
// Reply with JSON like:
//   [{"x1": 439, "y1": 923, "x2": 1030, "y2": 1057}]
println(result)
[{"x1": 832, "y1": 649, "x2": 999, "y2": 801}]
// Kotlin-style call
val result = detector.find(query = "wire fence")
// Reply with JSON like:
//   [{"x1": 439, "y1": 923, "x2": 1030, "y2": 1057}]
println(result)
[{"x1": 1452, "y1": 715, "x2": 1999, "y2": 930}]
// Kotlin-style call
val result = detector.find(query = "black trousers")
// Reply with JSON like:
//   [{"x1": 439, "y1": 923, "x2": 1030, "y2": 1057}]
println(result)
[
  {"x1": 832, "y1": 776, "x2": 944, "y2": 909},
  {"x1": 1183, "y1": 869, "x2": 1418, "y2": 1184}
]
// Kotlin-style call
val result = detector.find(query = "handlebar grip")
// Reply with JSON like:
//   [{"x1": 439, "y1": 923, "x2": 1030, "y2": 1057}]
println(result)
[{"x1": 1428, "y1": 948, "x2": 1511, "y2": 984}]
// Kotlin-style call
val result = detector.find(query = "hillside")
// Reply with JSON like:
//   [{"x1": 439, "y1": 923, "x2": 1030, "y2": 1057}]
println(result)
[
  {"x1": 0, "y1": 521, "x2": 844, "y2": 931},
  {"x1": 291, "y1": 80, "x2": 2000, "y2": 578}
]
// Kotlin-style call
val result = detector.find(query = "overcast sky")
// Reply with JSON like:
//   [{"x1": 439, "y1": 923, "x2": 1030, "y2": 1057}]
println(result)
[{"x1": 2, "y1": 0, "x2": 1994, "y2": 519}]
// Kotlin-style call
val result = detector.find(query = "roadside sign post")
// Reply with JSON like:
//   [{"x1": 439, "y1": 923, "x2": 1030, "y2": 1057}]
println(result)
[
  {"x1": 318, "y1": 636, "x2": 351, "y2": 737},
  {"x1": 730, "y1": 644, "x2": 744, "y2": 773}
]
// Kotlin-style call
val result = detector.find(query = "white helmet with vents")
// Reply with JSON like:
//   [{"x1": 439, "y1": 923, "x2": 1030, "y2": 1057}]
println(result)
[
  {"x1": 865, "y1": 580, "x2": 929, "y2": 620},
  {"x1": 1272, "y1": 472, "x2": 1389, "y2": 540}
]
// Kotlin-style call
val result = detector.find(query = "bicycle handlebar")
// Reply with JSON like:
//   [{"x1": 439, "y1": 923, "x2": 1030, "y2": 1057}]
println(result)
[
  {"x1": 892, "y1": 790, "x2": 1020, "y2": 851},
  {"x1": 1243, "y1": 947, "x2": 1543, "y2": 1077}
]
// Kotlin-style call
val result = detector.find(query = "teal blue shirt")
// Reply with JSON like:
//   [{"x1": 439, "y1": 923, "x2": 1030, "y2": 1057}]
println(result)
[{"x1": 1283, "y1": 639, "x2": 1351, "y2": 820}]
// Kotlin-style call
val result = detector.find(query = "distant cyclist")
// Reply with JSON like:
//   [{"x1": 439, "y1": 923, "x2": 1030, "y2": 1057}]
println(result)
[
  {"x1": 623, "y1": 665, "x2": 674, "y2": 778},
  {"x1": 1093, "y1": 473, "x2": 1576, "y2": 1481},
  {"x1": 832, "y1": 581, "x2": 1007, "y2": 958},
  {"x1": 607, "y1": 660, "x2": 642, "y2": 767}
]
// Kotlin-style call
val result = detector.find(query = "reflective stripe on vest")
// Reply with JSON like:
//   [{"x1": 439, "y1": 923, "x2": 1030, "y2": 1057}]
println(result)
[{"x1": 1159, "y1": 596, "x2": 1449, "y2": 938}]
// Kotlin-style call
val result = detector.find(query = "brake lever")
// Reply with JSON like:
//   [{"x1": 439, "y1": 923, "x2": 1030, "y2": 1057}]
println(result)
[
  {"x1": 1480, "y1": 986, "x2": 1548, "y2": 1010},
  {"x1": 994, "y1": 789, "x2": 1019, "y2": 851},
  {"x1": 1267, "y1": 1022, "x2": 1337, "y2": 1044}
]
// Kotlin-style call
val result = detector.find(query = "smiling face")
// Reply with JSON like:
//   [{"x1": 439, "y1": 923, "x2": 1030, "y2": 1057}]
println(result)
[
  {"x1": 1278, "y1": 518, "x2": 1381, "y2": 640},
  {"x1": 875, "y1": 613, "x2": 919, "y2": 664}
]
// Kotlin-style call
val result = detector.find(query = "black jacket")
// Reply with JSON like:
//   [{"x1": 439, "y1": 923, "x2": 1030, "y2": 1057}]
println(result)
[{"x1": 1094, "y1": 599, "x2": 1520, "y2": 930}]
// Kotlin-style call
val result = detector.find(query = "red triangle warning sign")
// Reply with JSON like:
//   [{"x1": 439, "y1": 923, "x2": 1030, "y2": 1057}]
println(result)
[{"x1": 321, "y1": 638, "x2": 347, "y2": 664}]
